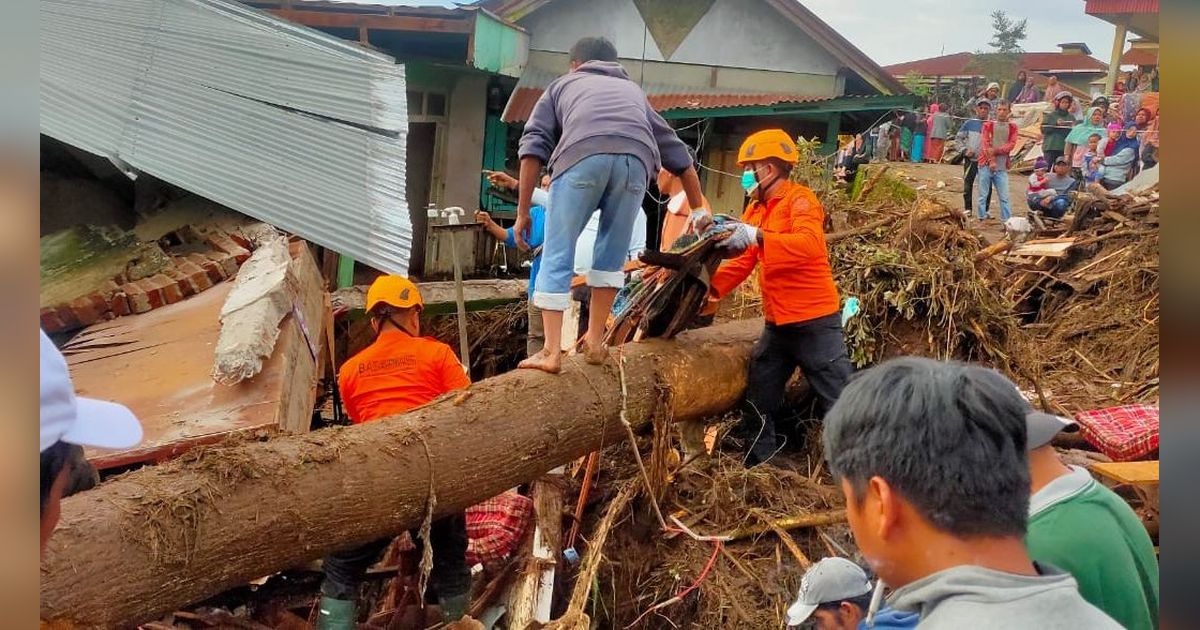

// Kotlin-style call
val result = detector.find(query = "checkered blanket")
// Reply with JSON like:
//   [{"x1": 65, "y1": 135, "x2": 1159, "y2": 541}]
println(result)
[
  {"x1": 466, "y1": 490, "x2": 533, "y2": 570},
  {"x1": 1074, "y1": 404, "x2": 1159, "y2": 461}
]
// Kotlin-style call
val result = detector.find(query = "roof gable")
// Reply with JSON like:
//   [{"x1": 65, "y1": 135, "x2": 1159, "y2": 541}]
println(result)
[{"x1": 479, "y1": 0, "x2": 904, "y2": 94}]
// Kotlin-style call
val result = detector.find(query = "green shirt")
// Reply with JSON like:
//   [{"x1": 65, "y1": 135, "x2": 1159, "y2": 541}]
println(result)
[
  {"x1": 1041, "y1": 109, "x2": 1076, "y2": 152},
  {"x1": 1026, "y1": 467, "x2": 1159, "y2": 630}
]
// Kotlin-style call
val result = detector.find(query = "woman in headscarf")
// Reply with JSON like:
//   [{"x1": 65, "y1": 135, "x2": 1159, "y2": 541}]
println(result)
[
  {"x1": 911, "y1": 106, "x2": 927, "y2": 163},
  {"x1": 1100, "y1": 123, "x2": 1141, "y2": 189},
  {"x1": 1064, "y1": 107, "x2": 1106, "y2": 175},
  {"x1": 925, "y1": 103, "x2": 951, "y2": 163},
  {"x1": 1007, "y1": 70, "x2": 1027, "y2": 103},
  {"x1": 1014, "y1": 75, "x2": 1040, "y2": 104}
]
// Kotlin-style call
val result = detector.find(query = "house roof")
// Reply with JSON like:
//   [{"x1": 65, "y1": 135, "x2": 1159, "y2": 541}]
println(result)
[
  {"x1": 1085, "y1": 0, "x2": 1158, "y2": 13},
  {"x1": 42, "y1": 0, "x2": 415, "y2": 274},
  {"x1": 1121, "y1": 46, "x2": 1159, "y2": 66},
  {"x1": 477, "y1": 0, "x2": 905, "y2": 95},
  {"x1": 884, "y1": 51, "x2": 1107, "y2": 77},
  {"x1": 499, "y1": 63, "x2": 834, "y2": 122}
]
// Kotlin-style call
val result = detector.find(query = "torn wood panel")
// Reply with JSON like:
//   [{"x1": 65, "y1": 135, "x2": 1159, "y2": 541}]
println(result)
[
  {"x1": 272, "y1": 240, "x2": 327, "y2": 434},
  {"x1": 67, "y1": 242, "x2": 326, "y2": 468},
  {"x1": 1008, "y1": 239, "x2": 1076, "y2": 258}
]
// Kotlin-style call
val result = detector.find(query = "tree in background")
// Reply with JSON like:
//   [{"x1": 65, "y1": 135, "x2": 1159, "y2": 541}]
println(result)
[
  {"x1": 965, "y1": 10, "x2": 1028, "y2": 94},
  {"x1": 988, "y1": 10, "x2": 1027, "y2": 54},
  {"x1": 901, "y1": 72, "x2": 933, "y2": 102}
]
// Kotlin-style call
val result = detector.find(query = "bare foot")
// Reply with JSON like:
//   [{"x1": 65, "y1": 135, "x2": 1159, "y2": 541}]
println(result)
[
  {"x1": 583, "y1": 342, "x2": 609, "y2": 365},
  {"x1": 518, "y1": 349, "x2": 562, "y2": 374}
]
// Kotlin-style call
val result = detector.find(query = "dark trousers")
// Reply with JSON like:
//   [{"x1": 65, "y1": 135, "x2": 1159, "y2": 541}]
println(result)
[
  {"x1": 738, "y1": 314, "x2": 854, "y2": 466},
  {"x1": 962, "y1": 161, "x2": 991, "y2": 212},
  {"x1": 1042, "y1": 150, "x2": 1064, "y2": 170},
  {"x1": 321, "y1": 513, "x2": 470, "y2": 602}
]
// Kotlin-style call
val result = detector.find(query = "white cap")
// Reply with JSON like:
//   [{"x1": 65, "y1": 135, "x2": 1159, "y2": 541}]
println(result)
[
  {"x1": 40, "y1": 330, "x2": 143, "y2": 453},
  {"x1": 786, "y1": 557, "x2": 873, "y2": 626}
]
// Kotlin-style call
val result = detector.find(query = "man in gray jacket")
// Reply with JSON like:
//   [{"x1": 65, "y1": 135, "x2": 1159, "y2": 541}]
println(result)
[
  {"x1": 822, "y1": 357, "x2": 1122, "y2": 629},
  {"x1": 514, "y1": 36, "x2": 707, "y2": 374}
]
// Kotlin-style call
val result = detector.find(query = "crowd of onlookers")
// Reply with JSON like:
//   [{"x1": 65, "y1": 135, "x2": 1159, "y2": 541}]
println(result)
[{"x1": 833, "y1": 66, "x2": 1160, "y2": 223}]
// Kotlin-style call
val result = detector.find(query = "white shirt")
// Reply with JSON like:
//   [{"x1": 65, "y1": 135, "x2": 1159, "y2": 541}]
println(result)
[{"x1": 573, "y1": 208, "x2": 648, "y2": 275}]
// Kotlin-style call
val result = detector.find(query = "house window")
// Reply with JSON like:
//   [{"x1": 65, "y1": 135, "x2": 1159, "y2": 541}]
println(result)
[{"x1": 407, "y1": 91, "x2": 448, "y2": 122}]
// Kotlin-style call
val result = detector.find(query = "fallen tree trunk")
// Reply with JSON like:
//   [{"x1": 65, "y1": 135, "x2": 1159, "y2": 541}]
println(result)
[{"x1": 42, "y1": 319, "x2": 767, "y2": 627}]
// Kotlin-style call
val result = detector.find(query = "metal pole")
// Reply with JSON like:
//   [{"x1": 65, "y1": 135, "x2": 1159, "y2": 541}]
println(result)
[{"x1": 448, "y1": 227, "x2": 471, "y2": 370}]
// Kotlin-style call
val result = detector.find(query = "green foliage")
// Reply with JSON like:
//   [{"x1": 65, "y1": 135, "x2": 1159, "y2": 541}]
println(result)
[
  {"x1": 965, "y1": 52, "x2": 1021, "y2": 86},
  {"x1": 988, "y1": 10, "x2": 1027, "y2": 54},
  {"x1": 900, "y1": 72, "x2": 933, "y2": 101}
]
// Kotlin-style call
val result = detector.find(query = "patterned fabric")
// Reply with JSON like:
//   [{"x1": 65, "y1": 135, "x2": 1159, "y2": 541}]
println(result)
[
  {"x1": 1074, "y1": 404, "x2": 1159, "y2": 461},
  {"x1": 465, "y1": 490, "x2": 533, "y2": 570}
]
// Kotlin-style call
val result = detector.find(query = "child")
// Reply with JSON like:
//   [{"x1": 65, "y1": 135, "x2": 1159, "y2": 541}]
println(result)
[
  {"x1": 1098, "y1": 122, "x2": 1121, "y2": 157},
  {"x1": 1027, "y1": 158, "x2": 1052, "y2": 197},
  {"x1": 1082, "y1": 134, "x2": 1104, "y2": 184},
  {"x1": 1072, "y1": 132, "x2": 1101, "y2": 180}
]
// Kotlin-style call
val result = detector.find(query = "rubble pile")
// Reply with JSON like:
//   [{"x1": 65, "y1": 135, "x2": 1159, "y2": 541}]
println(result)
[{"x1": 1004, "y1": 184, "x2": 1160, "y2": 412}]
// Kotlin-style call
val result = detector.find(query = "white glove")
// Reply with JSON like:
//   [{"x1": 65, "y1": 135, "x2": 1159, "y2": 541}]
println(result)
[
  {"x1": 687, "y1": 209, "x2": 714, "y2": 234},
  {"x1": 715, "y1": 223, "x2": 758, "y2": 254}
]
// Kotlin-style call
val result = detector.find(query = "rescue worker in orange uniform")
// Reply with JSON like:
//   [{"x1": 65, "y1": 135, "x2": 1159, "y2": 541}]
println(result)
[
  {"x1": 318, "y1": 276, "x2": 471, "y2": 629},
  {"x1": 697, "y1": 129, "x2": 854, "y2": 467}
]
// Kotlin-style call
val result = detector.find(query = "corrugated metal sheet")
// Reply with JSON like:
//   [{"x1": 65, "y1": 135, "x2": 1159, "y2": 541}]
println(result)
[
  {"x1": 501, "y1": 65, "x2": 834, "y2": 123},
  {"x1": 41, "y1": 0, "x2": 413, "y2": 274}
]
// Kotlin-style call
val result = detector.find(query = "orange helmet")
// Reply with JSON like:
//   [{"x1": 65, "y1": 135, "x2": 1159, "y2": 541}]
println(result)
[
  {"x1": 737, "y1": 129, "x2": 799, "y2": 165},
  {"x1": 366, "y1": 275, "x2": 423, "y2": 312}
]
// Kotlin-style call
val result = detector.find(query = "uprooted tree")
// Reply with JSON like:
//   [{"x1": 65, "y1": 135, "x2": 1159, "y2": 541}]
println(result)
[{"x1": 42, "y1": 320, "x2": 767, "y2": 627}]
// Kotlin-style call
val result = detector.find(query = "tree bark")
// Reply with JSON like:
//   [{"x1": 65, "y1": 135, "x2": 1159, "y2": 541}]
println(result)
[{"x1": 41, "y1": 319, "x2": 766, "y2": 627}]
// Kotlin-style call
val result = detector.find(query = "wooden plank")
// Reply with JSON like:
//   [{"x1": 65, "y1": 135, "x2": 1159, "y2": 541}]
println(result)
[
  {"x1": 273, "y1": 241, "x2": 327, "y2": 434},
  {"x1": 1091, "y1": 461, "x2": 1159, "y2": 485},
  {"x1": 266, "y1": 9, "x2": 473, "y2": 33},
  {"x1": 1010, "y1": 241, "x2": 1075, "y2": 258},
  {"x1": 69, "y1": 243, "x2": 326, "y2": 469}
]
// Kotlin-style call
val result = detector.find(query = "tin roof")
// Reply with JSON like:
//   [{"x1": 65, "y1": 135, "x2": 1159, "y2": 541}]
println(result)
[
  {"x1": 41, "y1": 0, "x2": 414, "y2": 275},
  {"x1": 885, "y1": 52, "x2": 1108, "y2": 78}
]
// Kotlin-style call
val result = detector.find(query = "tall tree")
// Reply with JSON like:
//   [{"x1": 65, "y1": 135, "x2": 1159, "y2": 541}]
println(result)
[{"x1": 988, "y1": 10, "x2": 1028, "y2": 54}]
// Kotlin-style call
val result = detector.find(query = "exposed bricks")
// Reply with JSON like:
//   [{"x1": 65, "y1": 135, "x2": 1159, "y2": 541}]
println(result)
[
  {"x1": 41, "y1": 230, "x2": 255, "y2": 334},
  {"x1": 206, "y1": 233, "x2": 251, "y2": 265}
]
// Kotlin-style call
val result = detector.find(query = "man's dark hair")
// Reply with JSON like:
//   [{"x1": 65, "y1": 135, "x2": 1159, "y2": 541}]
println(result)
[
  {"x1": 569, "y1": 37, "x2": 618, "y2": 64},
  {"x1": 40, "y1": 441, "x2": 96, "y2": 516},
  {"x1": 765, "y1": 156, "x2": 794, "y2": 177},
  {"x1": 822, "y1": 356, "x2": 1030, "y2": 537}
]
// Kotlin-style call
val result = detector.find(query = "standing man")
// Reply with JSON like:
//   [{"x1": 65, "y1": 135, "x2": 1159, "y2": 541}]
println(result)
[
  {"x1": 699, "y1": 129, "x2": 854, "y2": 467},
  {"x1": 785, "y1": 557, "x2": 918, "y2": 630},
  {"x1": 975, "y1": 100, "x2": 1017, "y2": 222},
  {"x1": 1025, "y1": 411, "x2": 1160, "y2": 630},
  {"x1": 822, "y1": 357, "x2": 1122, "y2": 628},
  {"x1": 1041, "y1": 91, "x2": 1077, "y2": 167},
  {"x1": 319, "y1": 276, "x2": 472, "y2": 629},
  {"x1": 479, "y1": 171, "x2": 550, "y2": 357},
  {"x1": 514, "y1": 36, "x2": 707, "y2": 373},
  {"x1": 955, "y1": 99, "x2": 991, "y2": 216}
]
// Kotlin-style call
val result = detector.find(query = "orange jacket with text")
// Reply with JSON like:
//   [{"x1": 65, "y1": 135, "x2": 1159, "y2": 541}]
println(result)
[
  {"x1": 338, "y1": 329, "x2": 470, "y2": 424},
  {"x1": 709, "y1": 180, "x2": 840, "y2": 325}
]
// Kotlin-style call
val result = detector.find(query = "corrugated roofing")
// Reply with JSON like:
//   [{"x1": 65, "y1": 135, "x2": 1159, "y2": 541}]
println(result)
[
  {"x1": 500, "y1": 65, "x2": 835, "y2": 122},
  {"x1": 41, "y1": 0, "x2": 414, "y2": 275},
  {"x1": 1121, "y1": 47, "x2": 1159, "y2": 66},
  {"x1": 1085, "y1": 0, "x2": 1159, "y2": 14}
]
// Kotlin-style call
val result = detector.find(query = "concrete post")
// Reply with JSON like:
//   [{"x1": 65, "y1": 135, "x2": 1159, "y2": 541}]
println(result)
[{"x1": 1106, "y1": 21, "x2": 1128, "y2": 96}]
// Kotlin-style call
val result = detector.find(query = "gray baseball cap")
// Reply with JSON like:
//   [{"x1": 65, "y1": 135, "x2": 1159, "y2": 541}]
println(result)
[
  {"x1": 786, "y1": 557, "x2": 873, "y2": 625},
  {"x1": 1026, "y1": 408, "x2": 1078, "y2": 450}
]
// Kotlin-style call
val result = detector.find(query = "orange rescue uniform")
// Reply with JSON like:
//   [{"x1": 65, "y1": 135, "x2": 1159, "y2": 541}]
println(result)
[
  {"x1": 709, "y1": 180, "x2": 840, "y2": 324},
  {"x1": 338, "y1": 329, "x2": 470, "y2": 423}
]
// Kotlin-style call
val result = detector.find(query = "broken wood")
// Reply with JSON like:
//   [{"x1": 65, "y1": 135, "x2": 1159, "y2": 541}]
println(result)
[
  {"x1": 211, "y1": 235, "x2": 293, "y2": 384},
  {"x1": 974, "y1": 239, "x2": 1013, "y2": 262},
  {"x1": 723, "y1": 510, "x2": 847, "y2": 541},
  {"x1": 42, "y1": 319, "x2": 767, "y2": 627},
  {"x1": 505, "y1": 470, "x2": 566, "y2": 629},
  {"x1": 853, "y1": 164, "x2": 889, "y2": 202}
]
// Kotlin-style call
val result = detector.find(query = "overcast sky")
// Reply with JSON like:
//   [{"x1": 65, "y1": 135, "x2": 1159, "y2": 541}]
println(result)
[{"x1": 801, "y1": 0, "x2": 1120, "y2": 66}]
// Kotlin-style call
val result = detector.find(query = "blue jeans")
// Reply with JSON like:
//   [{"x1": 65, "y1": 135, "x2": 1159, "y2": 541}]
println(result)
[
  {"x1": 533, "y1": 154, "x2": 647, "y2": 311},
  {"x1": 976, "y1": 165, "x2": 1011, "y2": 221}
]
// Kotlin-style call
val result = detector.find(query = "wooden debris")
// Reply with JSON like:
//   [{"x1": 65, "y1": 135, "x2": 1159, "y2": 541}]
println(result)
[{"x1": 723, "y1": 510, "x2": 847, "y2": 541}]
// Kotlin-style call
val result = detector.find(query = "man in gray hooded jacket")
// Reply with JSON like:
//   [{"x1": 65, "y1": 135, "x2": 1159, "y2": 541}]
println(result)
[
  {"x1": 822, "y1": 357, "x2": 1122, "y2": 629},
  {"x1": 513, "y1": 36, "x2": 707, "y2": 374}
]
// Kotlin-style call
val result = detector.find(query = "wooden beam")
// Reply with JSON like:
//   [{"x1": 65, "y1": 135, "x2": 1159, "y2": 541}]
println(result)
[{"x1": 267, "y1": 9, "x2": 474, "y2": 34}]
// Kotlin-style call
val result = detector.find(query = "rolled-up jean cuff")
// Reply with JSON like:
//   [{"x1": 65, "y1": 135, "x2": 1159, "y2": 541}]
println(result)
[
  {"x1": 533, "y1": 290, "x2": 571, "y2": 311},
  {"x1": 587, "y1": 269, "x2": 625, "y2": 288}
]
